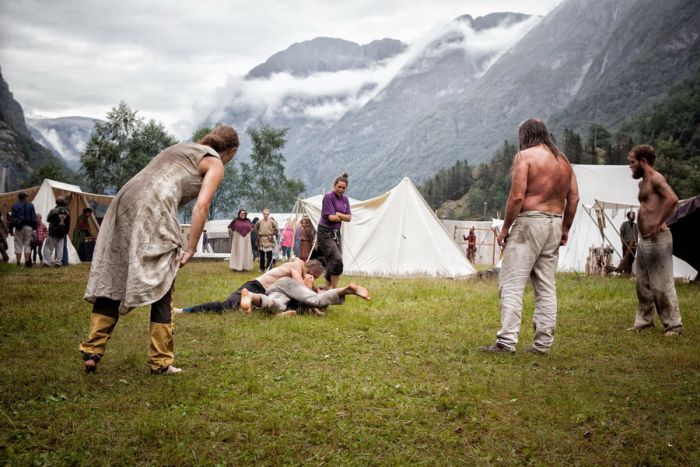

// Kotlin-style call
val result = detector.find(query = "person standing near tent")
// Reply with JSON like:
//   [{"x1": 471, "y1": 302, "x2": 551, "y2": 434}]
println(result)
[
  {"x1": 228, "y1": 209, "x2": 253, "y2": 271},
  {"x1": 625, "y1": 144, "x2": 683, "y2": 336},
  {"x1": 72, "y1": 207, "x2": 93, "y2": 250},
  {"x1": 9, "y1": 191, "x2": 37, "y2": 267},
  {"x1": 43, "y1": 197, "x2": 71, "y2": 267},
  {"x1": 317, "y1": 172, "x2": 351, "y2": 288},
  {"x1": 79, "y1": 125, "x2": 239, "y2": 374},
  {"x1": 617, "y1": 211, "x2": 639, "y2": 275},
  {"x1": 32, "y1": 213, "x2": 48, "y2": 266},
  {"x1": 464, "y1": 227, "x2": 477, "y2": 263},
  {"x1": 298, "y1": 216, "x2": 316, "y2": 261},
  {"x1": 254, "y1": 208, "x2": 278, "y2": 271},
  {"x1": 280, "y1": 218, "x2": 294, "y2": 260},
  {"x1": 482, "y1": 118, "x2": 579, "y2": 355}
]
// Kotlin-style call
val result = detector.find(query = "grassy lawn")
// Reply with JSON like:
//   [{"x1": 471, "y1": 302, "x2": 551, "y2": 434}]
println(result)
[{"x1": 0, "y1": 261, "x2": 698, "y2": 465}]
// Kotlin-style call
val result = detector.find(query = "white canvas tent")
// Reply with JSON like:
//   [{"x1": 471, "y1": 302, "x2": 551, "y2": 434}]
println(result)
[
  {"x1": 295, "y1": 177, "x2": 476, "y2": 278},
  {"x1": 1, "y1": 179, "x2": 112, "y2": 264},
  {"x1": 558, "y1": 165, "x2": 697, "y2": 280}
]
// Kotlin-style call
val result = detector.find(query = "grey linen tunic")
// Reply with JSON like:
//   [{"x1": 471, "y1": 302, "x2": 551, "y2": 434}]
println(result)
[{"x1": 84, "y1": 142, "x2": 220, "y2": 314}]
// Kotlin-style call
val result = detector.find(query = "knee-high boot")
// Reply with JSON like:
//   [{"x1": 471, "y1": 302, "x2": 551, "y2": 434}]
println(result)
[{"x1": 148, "y1": 322, "x2": 174, "y2": 371}]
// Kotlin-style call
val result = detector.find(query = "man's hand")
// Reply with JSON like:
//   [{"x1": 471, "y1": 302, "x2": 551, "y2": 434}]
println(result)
[
  {"x1": 650, "y1": 224, "x2": 666, "y2": 243},
  {"x1": 560, "y1": 229, "x2": 569, "y2": 246},
  {"x1": 179, "y1": 250, "x2": 194, "y2": 267},
  {"x1": 497, "y1": 230, "x2": 509, "y2": 247}
]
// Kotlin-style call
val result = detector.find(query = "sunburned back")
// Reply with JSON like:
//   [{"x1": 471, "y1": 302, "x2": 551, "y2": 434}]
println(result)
[
  {"x1": 255, "y1": 260, "x2": 303, "y2": 289},
  {"x1": 521, "y1": 145, "x2": 573, "y2": 214}
]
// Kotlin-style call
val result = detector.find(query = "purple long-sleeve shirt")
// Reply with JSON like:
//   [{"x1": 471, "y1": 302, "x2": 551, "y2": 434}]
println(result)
[{"x1": 320, "y1": 191, "x2": 351, "y2": 230}]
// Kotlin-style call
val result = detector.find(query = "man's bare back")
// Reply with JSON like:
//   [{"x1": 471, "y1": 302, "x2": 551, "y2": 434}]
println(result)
[
  {"x1": 255, "y1": 258, "x2": 305, "y2": 289},
  {"x1": 518, "y1": 145, "x2": 574, "y2": 214}
]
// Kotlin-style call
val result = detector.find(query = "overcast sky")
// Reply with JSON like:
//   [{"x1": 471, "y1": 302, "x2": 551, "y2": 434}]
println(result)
[{"x1": 0, "y1": 0, "x2": 562, "y2": 138}]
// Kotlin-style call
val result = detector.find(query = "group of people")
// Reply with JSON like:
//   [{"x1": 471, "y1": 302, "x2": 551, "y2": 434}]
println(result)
[
  {"x1": 226, "y1": 207, "x2": 318, "y2": 272},
  {"x1": 0, "y1": 193, "x2": 93, "y2": 267},
  {"x1": 77, "y1": 125, "x2": 360, "y2": 375},
  {"x1": 72, "y1": 118, "x2": 682, "y2": 376}
]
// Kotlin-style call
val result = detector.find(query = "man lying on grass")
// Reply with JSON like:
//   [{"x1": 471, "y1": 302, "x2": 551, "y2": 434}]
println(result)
[
  {"x1": 240, "y1": 274, "x2": 371, "y2": 317},
  {"x1": 173, "y1": 258, "x2": 325, "y2": 313}
]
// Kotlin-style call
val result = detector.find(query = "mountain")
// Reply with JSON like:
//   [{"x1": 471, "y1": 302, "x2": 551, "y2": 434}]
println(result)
[
  {"x1": 289, "y1": 12, "x2": 539, "y2": 195},
  {"x1": 246, "y1": 37, "x2": 407, "y2": 79},
  {"x1": 288, "y1": 0, "x2": 699, "y2": 198},
  {"x1": 208, "y1": 37, "x2": 408, "y2": 165},
  {"x1": 0, "y1": 67, "x2": 67, "y2": 191},
  {"x1": 27, "y1": 116, "x2": 101, "y2": 170}
]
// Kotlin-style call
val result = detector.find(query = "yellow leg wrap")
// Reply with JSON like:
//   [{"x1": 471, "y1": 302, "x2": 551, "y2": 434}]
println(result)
[
  {"x1": 79, "y1": 313, "x2": 118, "y2": 356},
  {"x1": 148, "y1": 322, "x2": 174, "y2": 370}
]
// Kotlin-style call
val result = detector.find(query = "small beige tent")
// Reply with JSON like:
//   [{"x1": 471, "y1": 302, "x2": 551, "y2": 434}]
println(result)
[
  {"x1": 1, "y1": 179, "x2": 112, "y2": 264},
  {"x1": 295, "y1": 177, "x2": 476, "y2": 278}
]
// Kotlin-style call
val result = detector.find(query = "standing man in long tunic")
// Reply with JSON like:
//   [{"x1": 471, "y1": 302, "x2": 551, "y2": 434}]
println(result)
[
  {"x1": 254, "y1": 208, "x2": 278, "y2": 271},
  {"x1": 79, "y1": 125, "x2": 239, "y2": 374},
  {"x1": 482, "y1": 118, "x2": 579, "y2": 355},
  {"x1": 625, "y1": 144, "x2": 683, "y2": 336}
]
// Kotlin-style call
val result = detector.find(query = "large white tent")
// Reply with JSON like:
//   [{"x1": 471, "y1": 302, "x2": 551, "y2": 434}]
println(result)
[
  {"x1": 558, "y1": 165, "x2": 697, "y2": 279},
  {"x1": 295, "y1": 177, "x2": 476, "y2": 278},
  {"x1": 2, "y1": 179, "x2": 111, "y2": 264}
]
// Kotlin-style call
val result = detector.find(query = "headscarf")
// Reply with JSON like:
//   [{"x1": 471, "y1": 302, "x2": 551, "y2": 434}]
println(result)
[{"x1": 229, "y1": 209, "x2": 253, "y2": 237}]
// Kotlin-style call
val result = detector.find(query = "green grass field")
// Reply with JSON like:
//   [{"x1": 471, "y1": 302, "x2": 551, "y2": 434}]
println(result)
[{"x1": 1, "y1": 262, "x2": 698, "y2": 465}]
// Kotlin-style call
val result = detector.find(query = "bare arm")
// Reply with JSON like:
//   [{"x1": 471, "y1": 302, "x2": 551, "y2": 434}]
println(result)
[
  {"x1": 328, "y1": 213, "x2": 351, "y2": 222},
  {"x1": 560, "y1": 168, "x2": 579, "y2": 246},
  {"x1": 652, "y1": 174, "x2": 679, "y2": 240},
  {"x1": 498, "y1": 152, "x2": 528, "y2": 246},
  {"x1": 181, "y1": 156, "x2": 224, "y2": 266}
]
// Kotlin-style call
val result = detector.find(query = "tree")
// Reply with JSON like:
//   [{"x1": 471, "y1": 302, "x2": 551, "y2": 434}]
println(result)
[
  {"x1": 243, "y1": 124, "x2": 305, "y2": 211},
  {"x1": 80, "y1": 101, "x2": 177, "y2": 193}
]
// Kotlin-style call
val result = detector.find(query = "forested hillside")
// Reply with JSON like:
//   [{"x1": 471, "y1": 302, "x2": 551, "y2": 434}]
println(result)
[{"x1": 420, "y1": 68, "x2": 700, "y2": 220}]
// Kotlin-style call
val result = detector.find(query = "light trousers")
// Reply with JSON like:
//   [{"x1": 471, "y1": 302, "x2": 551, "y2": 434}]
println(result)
[
  {"x1": 258, "y1": 277, "x2": 343, "y2": 313},
  {"x1": 496, "y1": 213, "x2": 562, "y2": 352},
  {"x1": 42, "y1": 235, "x2": 64, "y2": 266},
  {"x1": 633, "y1": 230, "x2": 683, "y2": 332}
]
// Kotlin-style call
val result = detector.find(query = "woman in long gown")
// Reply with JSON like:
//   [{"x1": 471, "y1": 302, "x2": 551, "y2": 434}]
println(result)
[
  {"x1": 228, "y1": 209, "x2": 253, "y2": 271},
  {"x1": 79, "y1": 125, "x2": 239, "y2": 374}
]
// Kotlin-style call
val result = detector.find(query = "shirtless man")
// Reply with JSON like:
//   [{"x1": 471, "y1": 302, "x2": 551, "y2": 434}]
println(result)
[
  {"x1": 174, "y1": 258, "x2": 325, "y2": 313},
  {"x1": 626, "y1": 144, "x2": 682, "y2": 336},
  {"x1": 240, "y1": 274, "x2": 370, "y2": 317},
  {"x1": 482, "y1": 118, "x2": 579, "y2": 355}
]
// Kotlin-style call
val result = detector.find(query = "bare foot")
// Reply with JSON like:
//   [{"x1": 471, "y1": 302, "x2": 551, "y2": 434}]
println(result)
[
  {"x1": 171, "y1": 307, "x2": 184, "y2": 314},
  {"x1": 240, "y1": 289, "x2": 252, "y2": 314},
  {"x1": 347, "y1": 283, "x2": 371, "y2": 300},
  {"x1": 278, "y1": 310, "x2": 297, "y2": 317}
]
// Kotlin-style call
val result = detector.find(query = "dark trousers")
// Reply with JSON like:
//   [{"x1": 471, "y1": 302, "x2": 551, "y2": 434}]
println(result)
[
  {"x1": 186, "y1": 280, "x2": 266, "y2": 313},
  {"x1": 31, "y1": 242, "x2": 43, "y2": 264},
  {"x1": 259, "y1": 250, "x2": 273, "y2": 271},
  {"x1": 93, "y1": 286, "x2": 174, "y2": 323}
]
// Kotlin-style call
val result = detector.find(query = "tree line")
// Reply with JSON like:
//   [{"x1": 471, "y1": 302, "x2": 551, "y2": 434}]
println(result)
[
  {"x1": 24, "y1": 101, "x2": 305, "y2": 219},
  {"x1": 419, "y1": 68, "x2": 700, "y2": 220}
]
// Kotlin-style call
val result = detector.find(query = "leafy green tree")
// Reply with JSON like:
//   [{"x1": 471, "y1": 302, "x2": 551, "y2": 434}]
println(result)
[
  {"x1": 80, "y1": 101, "x2": 177, "y2": 193},
  {"x1": 243, "y1": 124, "x2": 305, "y2": 212}
]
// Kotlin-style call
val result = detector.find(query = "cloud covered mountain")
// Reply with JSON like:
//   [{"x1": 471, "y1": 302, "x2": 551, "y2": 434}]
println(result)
[{"x1": 27, "y1": 116, "x2": 101, "y2": 170}]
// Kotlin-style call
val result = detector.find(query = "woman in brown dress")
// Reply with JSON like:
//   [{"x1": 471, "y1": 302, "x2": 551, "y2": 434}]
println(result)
[{"x1": 79, "y1": 125, "x2": 239, "y2": 374}]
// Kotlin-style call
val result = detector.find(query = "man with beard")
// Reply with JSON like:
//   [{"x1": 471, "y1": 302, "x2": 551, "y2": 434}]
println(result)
[{"x1": 626, "y1": 144, "x2": 683, "y2": 336}]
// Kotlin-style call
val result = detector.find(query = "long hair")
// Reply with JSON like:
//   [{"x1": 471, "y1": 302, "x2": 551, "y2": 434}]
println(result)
[
  {"x1": 197, "y1": 125, "x2": 239, "y2": 153},
  {"x1": 518, "y1": 118, "x2": 561, "y2": 157}
]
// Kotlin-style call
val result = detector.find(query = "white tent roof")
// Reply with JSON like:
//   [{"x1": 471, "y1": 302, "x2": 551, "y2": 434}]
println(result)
[
  {"x1": 4, "y1": 179, "x2": 112, "y2": 264},
  {"x1": 296, "y1": 177, "x2": 476, "y2": 278},
  {"x1": 558, "y1": 165, "x2": 697, "y2": 279}
]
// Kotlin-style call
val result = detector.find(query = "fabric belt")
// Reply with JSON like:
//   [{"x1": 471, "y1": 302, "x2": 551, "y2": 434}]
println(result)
[{"x1": 517, "y1": 211, "x2": 563, "y2": 219}]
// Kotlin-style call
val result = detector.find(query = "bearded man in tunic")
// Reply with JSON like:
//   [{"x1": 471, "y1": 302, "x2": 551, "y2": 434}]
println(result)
[{"x1": 79, "y1": 125, "x2": 240, "y2": 374}]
